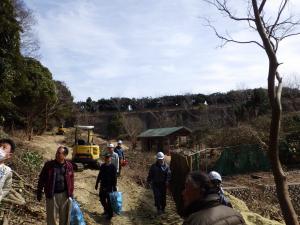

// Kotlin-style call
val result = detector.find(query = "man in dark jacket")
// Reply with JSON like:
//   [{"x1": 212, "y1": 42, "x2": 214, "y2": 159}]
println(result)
[
  {"x1": 37, "y1": 146, "x2": 74, "y2": 225},
  {"x1": 147, "y1": 151, "x2": 171, "y2": 215},
  {"x1": 114, "y1": 140, "x2": 125, "y2": 176},
  {"x1": 95, "y1": 153, "x2": 117, "y2": 220},
  {"x1": 182, "y1": 171, "x2": 245, "y2": 225}
]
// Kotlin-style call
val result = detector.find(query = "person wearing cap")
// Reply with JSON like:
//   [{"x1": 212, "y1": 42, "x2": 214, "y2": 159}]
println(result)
[
  {"x1": 107, "y1": 143, "x2": 119, "y2": 174},
  {"x1": 147, "y1": 151, "x2": 171, "y2": 215},
  {"x1": 182, "y1": 171, "x2": 245, "y2": 225},
  {"x1": 95, "y1": 153, "x2": 117, "y2": 220},
  {"x1": 114, "y1": 140, "x2": 125, "y2": 176},
  {"x1": 208, "y1": 171, "x2": 232, "y2": 207},
  {"x1": 37, "y1": 146, "x2": 74, "y2": 225}
]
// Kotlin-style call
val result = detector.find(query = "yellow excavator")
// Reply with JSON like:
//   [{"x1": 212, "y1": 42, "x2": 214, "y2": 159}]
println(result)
[
  {"x1": 56, "y1": 125, "x2": 66, "y2": 135},
  {"x1": 72, "y1": 125, "x2": 101, "y2": 170}
]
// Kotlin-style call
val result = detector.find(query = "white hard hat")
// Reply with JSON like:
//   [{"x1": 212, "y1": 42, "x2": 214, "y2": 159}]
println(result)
[
  {"x1": 156, "y1": 152, "x2": 165, "y2": 160},
  {"x1": 208, "y1": 171, "x2": 222, "y2": 182},
  {"x1": 117, "y1": 140, "x2": 123, "y2": 144},
  {"x1": 108, "y1": 143, "x2": 114, "y2": 148}
]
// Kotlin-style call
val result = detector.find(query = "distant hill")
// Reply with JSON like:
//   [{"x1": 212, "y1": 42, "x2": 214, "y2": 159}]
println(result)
[{"x1": 74, "y1": 88, "x2": 300, "y2": 137}]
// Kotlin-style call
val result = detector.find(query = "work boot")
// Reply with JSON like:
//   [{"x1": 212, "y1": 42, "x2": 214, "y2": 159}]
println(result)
[
  {"x1": 105, "y1": 215, "x2": 113, "y2": 220},
  {"x1": 157, "y1": 209, "x2": 163, "y2": 216}
]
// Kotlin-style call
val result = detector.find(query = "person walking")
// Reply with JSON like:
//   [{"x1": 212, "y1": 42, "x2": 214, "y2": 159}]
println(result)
[
  {"x1": 208, "y1": 171, "x2": 232, "y2": 207},
  {"x1": 37, "y1": 146, "x2": 74, "y2": 225},
  {"x1": 182, "y1": 171, "x2": 245, "y2": 225},
  {"x1": 107, "y1": 143, "x2": 119, "y2": 174},
  {"x1": 147, "y1": 151, "x2": 171, "y2": 215},
  {"x1": 95, "y1": 153, "x2": 117, "y2": 220},
  {"x1": 114, "y1": 140, "x2": 125, "y2": 176}
]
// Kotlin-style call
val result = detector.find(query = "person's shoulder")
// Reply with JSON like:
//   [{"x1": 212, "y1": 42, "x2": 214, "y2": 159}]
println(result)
[
  {"x1": 0, "y1": 164, "x2": 12, "y2": 174},
  {"x1": 108, "y1": 163, "x2": 117, "y2": 171},
  {"x1": 150, "y1": 163, "x2": 157, "y2": 168},
  {"x1": 184, "y1": 211, "x2": 207, "y2": 225},
  {"x1": 110, "y1": 163, "x2": 117, "y2": 169},
  {"x1": 215, "y1": 204, "x2": 241, "y2": 215},
  {"x1": 207, "y1": 204, "x2": 244, "y2": 223},
  {"x1": 44, "y1": 160, "x2": 56, "y2": 167},
  {"x1": 65, "y1": 160, "x2": 74, "y2": 169},
  {"x1": 99, "y1": 163, "x2": 105, "y2": 169}
]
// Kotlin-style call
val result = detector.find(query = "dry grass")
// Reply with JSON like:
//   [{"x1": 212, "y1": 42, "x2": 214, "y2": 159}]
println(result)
[{"x1": 125, "y1": 148, "x2": 156, "y2": 188}]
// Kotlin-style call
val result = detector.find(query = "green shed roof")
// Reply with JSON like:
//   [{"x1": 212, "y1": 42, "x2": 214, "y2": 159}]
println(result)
[{"x1": 138, "y1": 126, "x2": 191, "y2": 138}]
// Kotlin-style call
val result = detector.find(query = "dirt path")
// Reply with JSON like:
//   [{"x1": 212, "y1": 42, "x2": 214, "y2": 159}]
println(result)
[
  {"x1": 28, "y1": 134, "x2": 182, "y2": 225},
  {"x1": 25, "y1": 134, "x2": 66, "y2": 160},
  {"x1": 74, "y1": 169, "x2": 182, "y2": 225}
]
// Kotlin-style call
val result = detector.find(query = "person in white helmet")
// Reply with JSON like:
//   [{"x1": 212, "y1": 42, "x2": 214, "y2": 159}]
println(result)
[
  {"x1": 114, "y1": 140, "x2": 125, "y2": 176},
  {"x1": 147, "y1": 151, "x2": 171, "y2": 215},
  {"x1": 107, "y1": 143, "x2": 119, "y2": 174},
  {"x1": 208, "y1": 171, "x2": 232, "y2": 207},
  {"x1": 182, "y1": 171, "x2": 245, "y2": 225}
]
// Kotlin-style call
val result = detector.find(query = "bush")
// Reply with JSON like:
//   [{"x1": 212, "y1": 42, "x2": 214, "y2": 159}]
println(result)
[{"x1": 21, "y1": 151, "x2": 43, "y2": 172}]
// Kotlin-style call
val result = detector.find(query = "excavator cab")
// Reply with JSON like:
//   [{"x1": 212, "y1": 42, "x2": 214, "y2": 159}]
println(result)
[{"x1": 72, "y1": 125, "x2": 101, "y2": 170}]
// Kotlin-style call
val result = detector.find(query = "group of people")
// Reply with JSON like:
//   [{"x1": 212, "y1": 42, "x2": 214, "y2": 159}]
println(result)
[
  {"x1": 146, "y1": 151, "x2": 245, "y2": 225},
  {"x1": 94, "y1": 140, "x2": 125, "y2": 220},
  {"x1": 36, "y1": 140, "x2": 126, "y2": 224},
  {"x1": 0, "y1": 137, "x2": 245, "y2": 225}
]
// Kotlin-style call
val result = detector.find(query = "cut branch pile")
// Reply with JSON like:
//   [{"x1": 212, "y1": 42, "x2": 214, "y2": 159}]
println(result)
[{"x1": 0, "y1": 171, "x2": 45, "y2": 225}]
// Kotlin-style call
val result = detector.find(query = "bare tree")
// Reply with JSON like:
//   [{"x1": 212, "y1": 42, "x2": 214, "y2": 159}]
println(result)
[
  {"x1": 204, "y1": 1, "x2": 300, "y2": 224},
  {"x1": 149, "y1": 110, "x2": 177, "y2": 128},
  {"x1": 120, "y1": 113, "x2": 143, "y2": 150},
  {"x1": 12, "y1": 0, "x2": 40, "y2": 58},
  {"x1": 284, "y1": 73, "x2": 300, "y2": 90}
]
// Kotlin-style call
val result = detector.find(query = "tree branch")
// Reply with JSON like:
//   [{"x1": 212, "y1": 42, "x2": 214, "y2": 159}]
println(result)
[
  {"x1": 203, "y1": 0, "x2": 255, "y2": 22},
  {"x1": 269, "y1": 0, "x2": 288, "y2": 37},
  {"x1": 204, "y1": 18, "x2": 264, "y2": 48},
  {"x1": 258, "y1": 0, "x2": 267, "y2": 14}
]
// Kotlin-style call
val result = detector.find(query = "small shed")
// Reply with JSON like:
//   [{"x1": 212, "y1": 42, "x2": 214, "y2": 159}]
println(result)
[{"x1": 138, "y1": 126, "x2": 192, "y2": 153}]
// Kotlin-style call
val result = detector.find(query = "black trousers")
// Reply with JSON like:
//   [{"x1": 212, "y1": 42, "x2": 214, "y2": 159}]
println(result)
[
  {"x1": 99, "y1": 187, "x2": 113, "y2": 218},
  {"x1": 118, "y1": 162, "x2": 122, "y2": 176},
  {"x1": 152, "y1": 183, "x2": 167, "y2": 211}
]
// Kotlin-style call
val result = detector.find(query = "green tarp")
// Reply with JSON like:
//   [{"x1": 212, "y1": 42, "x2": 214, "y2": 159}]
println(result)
[{"x1": 214, "y1": 144, "x2": 270, "y2": 175}]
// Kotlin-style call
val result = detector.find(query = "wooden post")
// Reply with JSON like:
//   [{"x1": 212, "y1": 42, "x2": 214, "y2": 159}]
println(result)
[
  {"x1": 205, "y1": 148, "x2": 208, "y2": 172},
  {"x1": 189, "y1": 155, "x2": 193, "y2": 171},
  {"x1": 167, "y1": 138, "x2": 170, "y2": 155}
]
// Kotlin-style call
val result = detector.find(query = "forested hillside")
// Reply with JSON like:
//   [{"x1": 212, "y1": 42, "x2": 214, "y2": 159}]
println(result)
[{"x1": 0, "y1": 0, "x2": 74, "y2": 140}]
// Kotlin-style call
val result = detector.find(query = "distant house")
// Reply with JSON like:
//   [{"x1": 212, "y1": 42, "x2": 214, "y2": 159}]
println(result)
[{"x1": 138, "y1": 126, "x2": 192, "y2": 153}]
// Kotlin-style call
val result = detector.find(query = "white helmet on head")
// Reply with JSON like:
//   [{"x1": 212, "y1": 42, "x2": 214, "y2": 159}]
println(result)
[
  {"x1": 208, "y1": 171, "x2": 222, "y2": 182},
  {"x1": 108, "y1": 143, "x2": 114, "y2": 148},
  {"x1": 117, "y1": 140, "x2": 123, "y2": 144},
  {"x1": 156, "y1": 152, "x2": 165, "y2": 160}
]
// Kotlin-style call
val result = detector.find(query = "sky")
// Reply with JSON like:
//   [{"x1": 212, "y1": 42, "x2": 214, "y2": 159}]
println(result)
[{"x1": 25, "y1": 0, "x2": 300, "y2": 101}]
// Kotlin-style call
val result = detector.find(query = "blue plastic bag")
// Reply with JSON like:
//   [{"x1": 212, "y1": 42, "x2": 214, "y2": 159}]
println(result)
[
  {"x1": 109, "y1": 191, "x2": 122, "y2": 215},
  {"x1": 70, "y1": 199, "x2": 86, "y2": 225}
]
